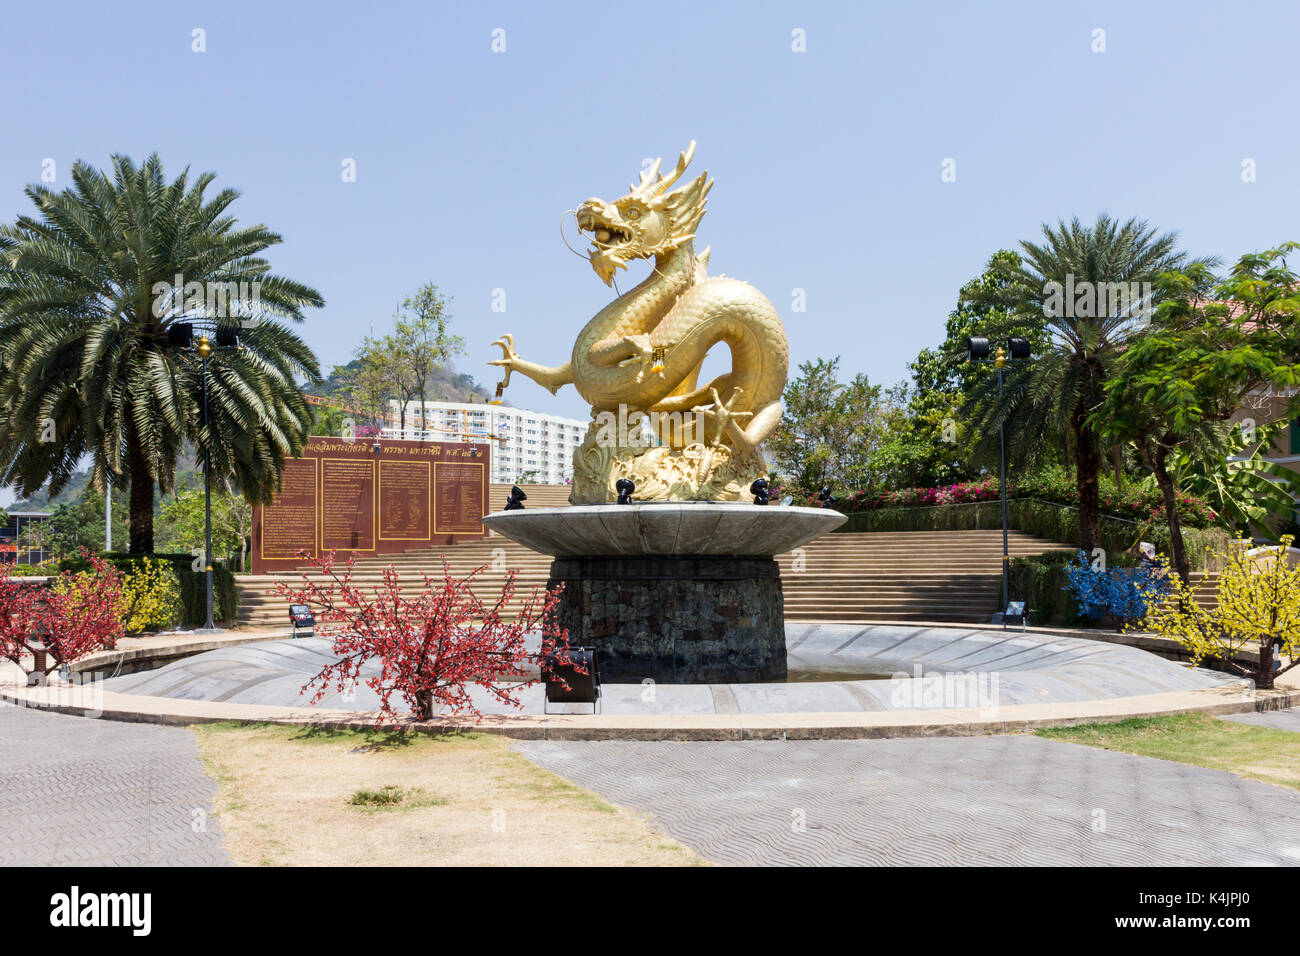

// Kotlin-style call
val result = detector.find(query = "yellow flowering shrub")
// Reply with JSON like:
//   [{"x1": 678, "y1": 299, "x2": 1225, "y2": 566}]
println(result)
[
  {"x1": 1141, "y1": 537, "x2": 1300, "y2": 689},
  {"x1": 120, "y1": 556, "x2": 181, "y2": 634}
]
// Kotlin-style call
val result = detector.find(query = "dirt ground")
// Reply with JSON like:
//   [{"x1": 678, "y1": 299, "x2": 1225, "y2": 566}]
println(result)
[{"x1": 191, "y1": 722, "x2": 703, "y2": 866}]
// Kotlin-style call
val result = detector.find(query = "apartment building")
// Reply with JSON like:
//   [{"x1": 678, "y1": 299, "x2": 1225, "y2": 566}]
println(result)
[
  {"x1": 1225, "y1": 386, "x2": 1300, "y2": 529},
  {"x1": 384, "y1": 399, "x2": 587, "y2": 485}
]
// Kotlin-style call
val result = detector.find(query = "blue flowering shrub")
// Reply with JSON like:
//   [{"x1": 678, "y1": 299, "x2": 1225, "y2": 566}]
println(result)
[{"x1": 1063, "y1": 550, "x2": 1172, "y2": 629}]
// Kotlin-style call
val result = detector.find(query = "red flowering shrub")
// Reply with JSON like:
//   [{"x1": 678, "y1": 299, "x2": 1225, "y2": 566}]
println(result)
[
  {"x1": 1016, "y1": 469, "x2": 1218, "y2": 527},
  {"x1": 276, "y1": 551, "x2": 579, "y2": 721},
  {"x1": 0, "y1": 550, "x2": 126, "y2": 679},
  {"x1": 810, "y1": 477, "x2": 1001, "y2": 512},
  {"x1": 816, "y1": 473, "x2": 1217, "y2": 527}
]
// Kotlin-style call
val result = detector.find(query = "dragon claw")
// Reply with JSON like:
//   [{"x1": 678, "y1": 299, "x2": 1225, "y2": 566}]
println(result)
[
  {"x1": 489, "y1": 334, "x2": 520, "y2": 386},
  {"x1": 692, "y1": 386, "x2": 755, "y2": 449}
]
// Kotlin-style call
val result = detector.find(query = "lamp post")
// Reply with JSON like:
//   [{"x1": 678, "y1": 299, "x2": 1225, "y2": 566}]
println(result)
[
  {"x1": 197, "y1": 334, "x2": 217, "y2": 631},
  {"x1": 165, "y1": 320, "x2": 236, "y2": 632},
  {"x1": 966, "y1": 336, "x2": 1031, "y2": 623}
]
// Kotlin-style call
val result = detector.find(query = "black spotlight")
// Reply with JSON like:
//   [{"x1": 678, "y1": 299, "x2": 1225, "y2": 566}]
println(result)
[
  {"x1": 167, "y1": 322, "x2": 194, "y2": 348},
  {"x1": 750, "y1": 477, "x2": 770, "y2": 505},
  {"x1": 966, "y1": 336, "x2": 990, "y2": 360},
  {"x1": 615, "y1": 478, "x2": 635, "y2": 504},
  {"x1": 215, "y1": 326, "x2": 239, "y2": 348},
  {"x1": 505, "y1": 485, "x2": 527, "y2": 510},
  {"x1": 541, "y1": 646, "x2": 601, "y2": 715},
  {"x1": 817, "y1": 486, "x2": 837, "y2": 509},
  {"x1": 1006, "y1": 337, "x2": 1031, "y2": 360}
]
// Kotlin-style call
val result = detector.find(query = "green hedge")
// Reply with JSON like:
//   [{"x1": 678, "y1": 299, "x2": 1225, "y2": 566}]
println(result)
[
  {"x1": 1005, "y1": 550, "x2": 1163, "y2": 628},
  {"x1": 837, "y1": 498, "x2": 1231, "y2": 571},
  {"x1": 1005, "y1": 552, "x2": 1082, "y2": 627},
  {"x1": 6, "y1": 563, "x2": 58, "y2": 577},
  {"x1": 57, "y1": 552, "x2": 239, "y2": 626}
]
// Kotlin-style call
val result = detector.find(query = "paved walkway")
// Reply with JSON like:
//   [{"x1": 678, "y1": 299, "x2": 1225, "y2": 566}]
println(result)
[
  {"x1": 515, "y1": 735, "x2": 1300, "y2": 865},
  {"x1": 1221, "y1": 707, "x2": 1300, "y2": 733},
  {"x1": 5, "y1": 687, "x2": 1298, "y2": 866},
  {"x1": 0, "y1": 703, "x2": 228, "y2": 866}
]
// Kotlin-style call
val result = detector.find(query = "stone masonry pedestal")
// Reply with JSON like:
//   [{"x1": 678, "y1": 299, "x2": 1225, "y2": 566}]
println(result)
[
  {"x1": 548, "y1": 555, "x2": 787, "y2": 683},
  {"x1": 483, "y1": 503, "x2": 845, "y2": 685}
]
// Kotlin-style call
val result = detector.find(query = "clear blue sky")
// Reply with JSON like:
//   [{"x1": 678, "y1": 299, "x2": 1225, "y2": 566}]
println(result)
[{"x1": 3, "y1": 0, "x2": 1297, "y2": 428}]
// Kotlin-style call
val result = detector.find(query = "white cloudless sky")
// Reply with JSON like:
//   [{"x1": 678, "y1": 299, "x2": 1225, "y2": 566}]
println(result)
[{"x1": 2, "y1": 0, "x2": 1298, "y2": 504}]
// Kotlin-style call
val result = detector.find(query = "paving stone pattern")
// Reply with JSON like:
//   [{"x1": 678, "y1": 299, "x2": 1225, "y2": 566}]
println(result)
[
  {"x1": 516, "y1": 735, "x2": 1300, "y2": 866},
  {"x1": 8, "y1": 691, "x2": 1299, "y2": 867},
  {"x1": 1220, "y1": 707, "x2": 1300, "y2": 734},
  {"x1": 0, "y1": 703, "x2": 228, "y2": 866}
]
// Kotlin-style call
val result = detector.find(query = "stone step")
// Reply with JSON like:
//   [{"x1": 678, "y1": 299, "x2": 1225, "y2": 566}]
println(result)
[
  {"x1": 246, "y1": 549, "x2": 1060, "y2": 565},
  {"x1": 235, "y1": 528, "x2": 1080, "y2": 625}
]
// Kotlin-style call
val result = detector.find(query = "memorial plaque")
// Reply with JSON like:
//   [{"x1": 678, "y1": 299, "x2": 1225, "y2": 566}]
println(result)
[
  {"x1": 251, "y1": 436, "x2": 490, "y2": 572},
  {"x1": 320, "y1": 459, "x2": 375, "y2": 551},
  {"x1": 435, "y1": 462, "x2": 487, "y2": 534},
  {"x1": 379, "y1": 460, "x2": 431, "y2": 540},
  {"x1": 260, "y1": 458, "x2": 318, "y2": 560}
]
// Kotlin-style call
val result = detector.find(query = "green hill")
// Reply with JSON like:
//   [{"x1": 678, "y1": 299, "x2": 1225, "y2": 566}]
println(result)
[{"x1": 315, "y1": 360, "x2": 500, "y2": 406}]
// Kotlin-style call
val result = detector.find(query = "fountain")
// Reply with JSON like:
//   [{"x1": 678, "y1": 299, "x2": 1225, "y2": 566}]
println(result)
[
  {"x1": 484, "y1": 142, "x2": 842, "y2": 683},
  {"x1": 484, "y1": 502, "x2": 842, "y2": 682}
]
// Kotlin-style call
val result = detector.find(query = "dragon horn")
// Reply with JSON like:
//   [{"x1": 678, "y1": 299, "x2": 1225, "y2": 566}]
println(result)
[
  {"x1": 632, "y1": 157, "x2": 662, "y2": 194},
  {"x1": 642, "y1": 141, "x2": 696, "y2": 198}
]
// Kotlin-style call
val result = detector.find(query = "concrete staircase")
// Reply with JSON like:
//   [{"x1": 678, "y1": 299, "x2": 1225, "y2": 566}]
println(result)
[
  {"x1": 778, "y1": 530, "x2": 1063, "y2": 622},
  {"x1": 1184, "y1": 572, "x2": 1220, "y2": 611},
  {"x1": 236, "y1": 525, "x2": 1071, "y2": 628},
  {"x1": 487, "y1": 482, "x2": 573, "y2": 510}
]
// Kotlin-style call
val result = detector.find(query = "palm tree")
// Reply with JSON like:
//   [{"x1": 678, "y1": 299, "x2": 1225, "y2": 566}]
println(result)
[
  {"x1": 0, "y1": 154, "x2": 323, "y2": 552},
  {"x1": 966, "y1": 215, "x2": 1203, "y2": 553}
]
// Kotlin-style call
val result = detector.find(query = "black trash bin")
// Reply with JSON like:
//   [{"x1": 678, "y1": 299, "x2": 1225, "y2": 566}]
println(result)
[{"x1": 540, "y1": 646, "x2": 601, "y2": 715}]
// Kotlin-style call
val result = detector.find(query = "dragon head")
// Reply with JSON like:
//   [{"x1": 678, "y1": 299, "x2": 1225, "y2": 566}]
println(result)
[{"x1": 575, "y1": 141, "x2": 713, "y2": 286}]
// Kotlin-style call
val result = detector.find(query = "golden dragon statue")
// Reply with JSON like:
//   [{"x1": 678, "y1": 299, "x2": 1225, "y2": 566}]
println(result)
[{"x1": 490, "y1": 141, "x2": 789, "y2": 503}]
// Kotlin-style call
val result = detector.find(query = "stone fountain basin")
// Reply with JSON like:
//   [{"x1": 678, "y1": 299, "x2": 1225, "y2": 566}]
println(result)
[
  {"x1": 482, "y1": 502, "x2": 845, "y2": 557},
  {"x1": 100, "y1": 625, "x2": 1246, "y2": 714}
]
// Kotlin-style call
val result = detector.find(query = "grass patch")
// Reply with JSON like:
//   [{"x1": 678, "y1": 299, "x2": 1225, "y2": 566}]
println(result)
[
  {"x1": 494, "y1": 750, "x2": 619, "y2": 814},
  {"x1": 191, "y1": 721, "x2": 703, "y2": 866},
  {"x1": 347, "y1": 784, "x2": 448, "y2": 811},
  {"x1": 1037, "y1": 712, "x2": 1300, "y2": 791},
  {"x1": 350, "y1": 785, "x2": 405, "y2": 807}
]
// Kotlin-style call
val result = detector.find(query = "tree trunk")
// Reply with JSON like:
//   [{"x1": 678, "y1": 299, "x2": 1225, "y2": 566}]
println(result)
[
  {"x1": 414, "y1": 688, "x2": 433, "y2": 721},
  {"x1": 1150, "y1": 449, "x2": 1191, "y2": 584},
  {"x1": 126, "y1": 419, "x2": 155, "y2": 554},
  {"x1": 1159, "y1": 465, "x2": 1190, "y2": 582},
  {"x1": 1073, "y1": 410, "x2": 1102, "y2": 555},
  {"x1": 1257, "y1": 639, "x2": 1275, "y2": 691},
  {"x1": 417, "y1": 380, "x2": 427, "y2": 440}
]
